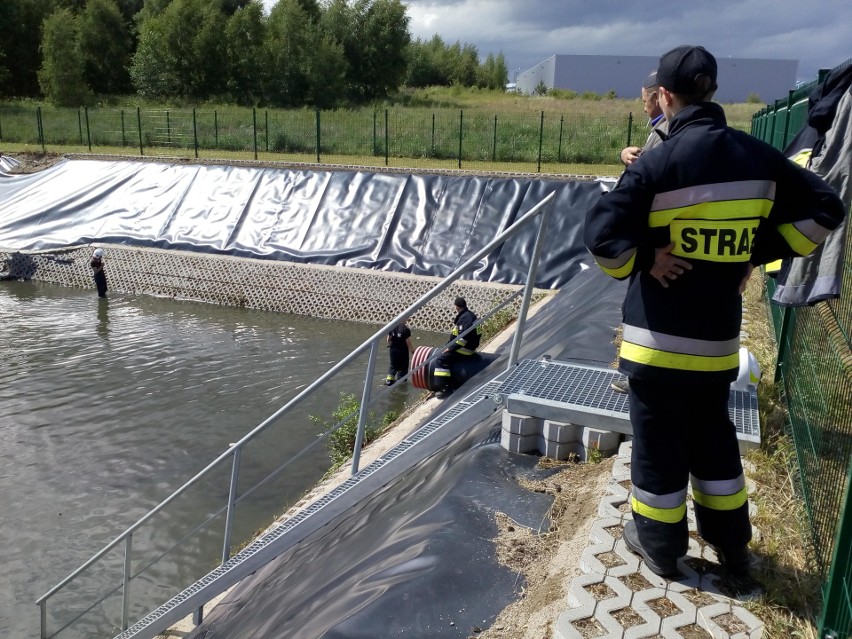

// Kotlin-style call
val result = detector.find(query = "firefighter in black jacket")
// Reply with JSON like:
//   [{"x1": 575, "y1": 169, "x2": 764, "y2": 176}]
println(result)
[
  {"x1": 585, "y1": 45, "x2": 845, "y2": 579},
  {"x1": 434, "y1": 297, "x2": 481, "y2": 399}
]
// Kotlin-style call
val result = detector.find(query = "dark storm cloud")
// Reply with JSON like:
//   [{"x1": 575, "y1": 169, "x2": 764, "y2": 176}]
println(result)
[{"x1": 403, "y1": 0, "x2": 852, "y2": 81}]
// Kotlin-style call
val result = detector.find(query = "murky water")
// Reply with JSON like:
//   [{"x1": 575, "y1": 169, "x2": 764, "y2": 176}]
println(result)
[{"x1": 0, "y1": 280, "x2": 432, "y2": 638}]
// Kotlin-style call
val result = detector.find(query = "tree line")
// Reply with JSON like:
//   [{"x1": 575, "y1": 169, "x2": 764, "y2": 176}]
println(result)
[{"x1": 0, "y1": 0, "x2": 510, "y2": 107}]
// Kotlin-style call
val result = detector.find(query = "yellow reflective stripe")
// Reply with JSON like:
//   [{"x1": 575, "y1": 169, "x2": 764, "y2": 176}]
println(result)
[
  {"x1": 456, "y1": 348, "x2": 475, "y2": 355},
  {"x1": 692, "y1": 486, "x2": 748, "y2": 511},
  {"x1": 620, "y1": 342, "x2": 740, "y2": 372},
  {"x1": 778, "y1": 222, "x2": 818, "y2": 255},
  {"x1": 595, "y1": 251, "x2": 636, "y2": 278},
  {"x1": 789, "y1": 149, "x2": 812, "y2": 167},
  {"x1": 649, "y1": 198, "x2": 772, "y2": 228},
  {"x1": 764, "y1": 259, "x2": 783, "y2": 274},
  {"x1": 670, "y1": 219, "x2": 759, "y2": 262},
  {"x1": 433, "y1": 370, "x2": 451, "y2": 377},
  {"x1": 631, "y1": 495, "x2": 687, "y2": 524},
  {"x1": 455, "y1": 337, "x2": 467, "y2": 347}
]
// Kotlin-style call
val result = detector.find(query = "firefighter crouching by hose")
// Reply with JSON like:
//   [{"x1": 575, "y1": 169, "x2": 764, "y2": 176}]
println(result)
[
  {"x1": 584, "y1": 45, "x2": 845, "y2": 580},
  {"x1": 433, "y1": 297, "x2": 481, "y2": 399}
]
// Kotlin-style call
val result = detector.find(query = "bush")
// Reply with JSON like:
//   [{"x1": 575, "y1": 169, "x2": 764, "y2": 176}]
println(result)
[
  {"x1": 311, "y1": 392, "x2": 382, "y2": 467},
  {"x1": 746, "y1": 92, "x2": 763, "y2": 104}
]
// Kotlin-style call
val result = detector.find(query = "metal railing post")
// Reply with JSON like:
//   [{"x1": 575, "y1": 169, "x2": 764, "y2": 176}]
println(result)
[
  {"x1": 537, "y1": 110, "x2": 544, "y2": 172},
  {"x1": 253, "y1": 108, "x2": 258, "y2": 160},
  {"x1": 84, "y1": 106, "x2": 91, "y2": 152},
  {"x1": 121, "y1": 533, "x2": 133, "y2": 631},
  {"x1": 351, "y1": 339, "x2": 379, "y2": 475},
  {"x1": 316, "y1": 109, "x2": 321, "y2": 163},
  {"x1": 222, "y1": 447, "x2": 242, "y2": 564},
  {"x1": 39, "y1": 600, "x2": 46, "y2": 639},
  {"x1": 458, "y1": 109, "x2": 463, "y2": 169},
  {"x1": 137, "y1": 107, "x2": 144, "y2": 156},
  {"x1": 193, "y1": 108, "x2": 198, "y2": 159},
  {"x1": 508, "y1": 196, "x2": 553, "y2": 368}
]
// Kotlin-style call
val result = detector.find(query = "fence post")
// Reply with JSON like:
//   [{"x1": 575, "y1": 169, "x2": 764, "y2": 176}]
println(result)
[
  {"x1": 557, "y1": 115, "x2": 564, "y2": 164},
  {"x1": 384, "y1": 109, "x2": 389, "y2": 166},
  {"x1": 166, "y1": 110, "x2": 171, "y2": 144},
  {"x1": 537, "y1": 110, "x2": 544, "y2": 172},
  {"x1": 0, "y1": 108, "x2": 3, "y2": 140},
  {"x1": 78, "y1": 108, "x2": 84, "y2": 145},
  {"x1": 252, "y1": 108, "x2": 258, "y2": 160},
  {"x1": 37, "y1": 107, "x2": 45, "y2": 153},
  {"x1": 84, "y1": 106, "x2": 91, "y2": 152},
  {"x1": 214, "y1": 110, "x2": 219, "y2": 148},
  {"x1": 192, "y1": 108, "x2": 198, "y2": 159},
  {"x1": 492, "y1": 115, "x2": 497, "y2": 162},
  {"x1": 627, "y1": 112, "x2": 633, "y2": 147},
  {"x1": 372, "y1": 111, "x2": 377, "y2": 156},
  {"x1": 265, "y1": 110, "x2": 269, "y2": 153},
  {"x1": 137, "y1": 107, "x2": 143, "y2": 156},
  {"x1": 121, "y1": 110, "x2": 126, "y2": 147},
  {"x1": 458, "y1": 109, "x2": 463, "y2": 169},
  {"x1": 315, "y1": 109, "x2": 321, "y2": 163},
  {"x1": 431, "y1": 113, "x2": 435, "y2": 157}
]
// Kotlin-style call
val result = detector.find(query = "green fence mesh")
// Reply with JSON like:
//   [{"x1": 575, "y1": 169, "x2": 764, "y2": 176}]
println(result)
[{"x1": 753, "y1": 60, "x2": 852, "y2": 639}]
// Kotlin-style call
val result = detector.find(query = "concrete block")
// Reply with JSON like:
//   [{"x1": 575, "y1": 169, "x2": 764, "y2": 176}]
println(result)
[
  {"x1": 540, "y1": 438, "x2": 585, "y2": 461},
  {"x1": 500, "y1": 428, "x2": 538, "y2": 454},
  {"x1": 542, "y1": 420, "x2": 581, "y2": 443},
  {"x1": 582, "y1": 427, "x2": 622, "y2": 456},
  {"x1": 501, "y1": 411, "x2": 542, "y2": 436}
]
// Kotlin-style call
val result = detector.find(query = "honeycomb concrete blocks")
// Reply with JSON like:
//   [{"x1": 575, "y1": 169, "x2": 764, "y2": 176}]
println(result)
[
  {"x1": 556, "y1": 441, "x2": 764, "y2": 639},
  {"x1": 0, "y1": 245, "x2": 546, "y2": 334}
]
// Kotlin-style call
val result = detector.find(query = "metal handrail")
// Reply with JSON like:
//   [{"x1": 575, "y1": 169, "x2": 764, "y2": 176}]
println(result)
[{"x1": 36, "y1": 190, "x2": 555, "y2": 639}]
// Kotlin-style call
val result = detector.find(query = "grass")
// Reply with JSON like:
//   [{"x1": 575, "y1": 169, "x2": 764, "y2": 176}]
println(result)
[{"x1": 0, "y1": 88, "x2": 758, "y2": 173}]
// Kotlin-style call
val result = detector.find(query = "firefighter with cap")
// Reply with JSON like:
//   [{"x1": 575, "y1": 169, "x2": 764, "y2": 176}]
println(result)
[
  {"x1": 585, "y1": 45, "x2": 845, "y2": 579},
  {"x1": 433, "y1": 297, "x2": 481, "y2": 399}
]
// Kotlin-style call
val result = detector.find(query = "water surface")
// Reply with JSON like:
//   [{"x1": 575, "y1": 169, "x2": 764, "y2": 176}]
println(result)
[{"x1": 0, "y1": 280, "x2": 427, "y2": 638}]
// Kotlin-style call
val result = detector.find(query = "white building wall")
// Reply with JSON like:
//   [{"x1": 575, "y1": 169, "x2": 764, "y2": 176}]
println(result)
[{"x1": 517, "y1": 54, "x2": 798, "y2": 103}]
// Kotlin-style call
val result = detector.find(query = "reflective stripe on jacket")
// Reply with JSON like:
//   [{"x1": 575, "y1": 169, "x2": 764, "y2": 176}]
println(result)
[{"x1": 584, "y1": 102, "x2": 845, "y2": 383}]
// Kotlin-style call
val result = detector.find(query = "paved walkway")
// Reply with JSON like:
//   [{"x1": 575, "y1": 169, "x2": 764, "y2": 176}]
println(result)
[{"x1": 556, "y1": 442, "x2": 764, "y2": 639}]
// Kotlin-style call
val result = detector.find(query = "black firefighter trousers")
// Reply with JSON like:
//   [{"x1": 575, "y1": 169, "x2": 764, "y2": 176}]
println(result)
[{"x1": 628, "y1": 377, "x2": 752, "y2": 561}]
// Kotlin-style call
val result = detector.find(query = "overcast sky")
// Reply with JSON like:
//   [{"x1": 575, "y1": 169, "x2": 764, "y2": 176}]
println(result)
[{"x1": 401, "y1": 0, "x2": 851, "y2": 83}]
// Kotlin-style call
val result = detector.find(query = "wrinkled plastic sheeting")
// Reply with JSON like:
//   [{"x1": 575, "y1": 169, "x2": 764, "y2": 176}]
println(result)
[
  {"x1": 187, "y1": 269, "x2": 626, "y2": 639},
  {"x1": 0, "y1": 159, "x2": 612, "y2": 289},
  {"x1": 0, "y1": 155, "x2": 21, "y2": 174}
]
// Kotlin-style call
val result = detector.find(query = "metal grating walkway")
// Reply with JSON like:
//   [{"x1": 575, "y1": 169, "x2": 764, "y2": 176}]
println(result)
[{"x1": 494, "y1": 359, "x2": 760, "y2": 450}]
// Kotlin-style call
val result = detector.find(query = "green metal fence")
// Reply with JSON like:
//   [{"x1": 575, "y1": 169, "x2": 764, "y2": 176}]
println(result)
[
  {"x1": 0, "y1": 104, "x2": 642, "y2": 173},
  {"x1": 752, "y1": 59, "x2": 852, "y2": 639}
]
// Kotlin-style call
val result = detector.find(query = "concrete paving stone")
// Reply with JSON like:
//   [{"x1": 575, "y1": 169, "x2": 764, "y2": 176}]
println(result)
[
  {"x1": 725, "y1": 605, "x2": 764, "y2": 638},
  {"x1": 501, "y1": 411, "x2": 542, "y2": 436},
  {"x1": 622, "y1": 587, "x2": 666, "y2": 638},
  {"x1": 556, "y1": 605, "x2": 606, "y2": 639},
  {"x1": 587, "y1": 594, "x2": 635, "y2": 639},
  {"x1": 565, "y1": 573, "x2": 606, "y2": 618},
  {"x1": 648, "y1": 589, "x2": 699, "y2": 635},
  {"x1": 598, "y1": 492, "x2": 631, "y2": 520},
  {"x1": 499, "y1": 428, "x2": 538, "y2": 454},
  {"x1": 696, "y1": 601, "x2": 733, "y2": 638},
  {"x1": 579, "y1": 541, "x2": 619, "y2": 574},
  {"x1": 589, "y1": 517, "x2": 625, "y2": 547},
  {"x1": 606, "y1": 538, "x2": 642, "y2": 577},
  {"x1": 543, "y1": 420, "x2": 582, "y2": 443}
]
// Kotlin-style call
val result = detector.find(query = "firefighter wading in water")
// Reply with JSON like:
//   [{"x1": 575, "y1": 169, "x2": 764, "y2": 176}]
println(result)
[{"x1": 585, "y1": 45, "x2": 845, "y2": 578}]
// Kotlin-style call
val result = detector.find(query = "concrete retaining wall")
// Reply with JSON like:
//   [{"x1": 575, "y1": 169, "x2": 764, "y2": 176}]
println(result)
[{"x1": 1, "y1": 245, "x2": 544, "y2": 333}]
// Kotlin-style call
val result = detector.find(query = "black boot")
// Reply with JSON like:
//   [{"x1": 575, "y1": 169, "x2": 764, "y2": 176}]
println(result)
[
  {"x1": 623, "y1": 520, "x2": 679, "y2": 577},
  {"x1": 713, "y1": 544, "x2": 751, "y2": 577}
]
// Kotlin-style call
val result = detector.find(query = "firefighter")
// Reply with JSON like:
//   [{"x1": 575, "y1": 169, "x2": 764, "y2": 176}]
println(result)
[
  {"x1": 433, "y1": 297, "x2": 481, "y2": 399},
  {"x1": 385, "y1": 317, "x2": 414, "y2": 386},
  {"x1": 584, "y1": 45, "x2": 845, "y2": 579}
]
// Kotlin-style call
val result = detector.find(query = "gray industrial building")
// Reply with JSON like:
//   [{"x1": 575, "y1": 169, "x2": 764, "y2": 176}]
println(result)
[{"x1": 516, "y1": 54, "x2": 798, "y2": 103}]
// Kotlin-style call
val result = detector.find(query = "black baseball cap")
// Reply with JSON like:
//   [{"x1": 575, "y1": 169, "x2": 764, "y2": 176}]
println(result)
[{"x1": 656, "y1": 45, "x2": 717, "y2": 95}]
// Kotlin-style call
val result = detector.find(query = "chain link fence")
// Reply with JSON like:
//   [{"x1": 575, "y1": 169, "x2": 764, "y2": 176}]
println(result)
[{"x1": 752, "y1": 59, "x2": 852, "y2": 639}]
